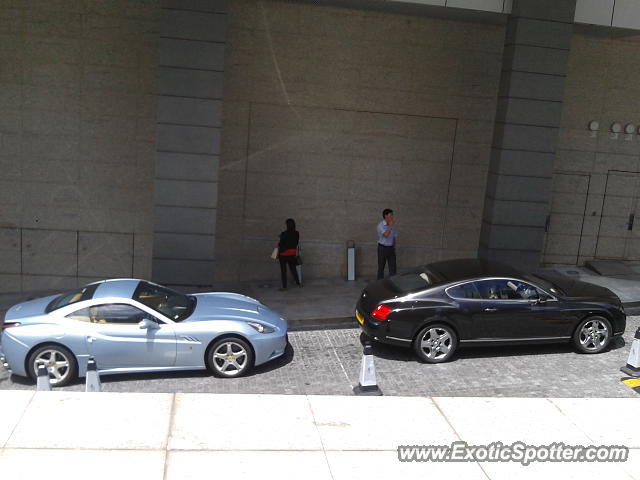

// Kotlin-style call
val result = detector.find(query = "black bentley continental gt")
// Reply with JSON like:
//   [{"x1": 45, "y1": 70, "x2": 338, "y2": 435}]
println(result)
[{"x1": 355, "y1": 258, "x2": 626, "y2": 363}]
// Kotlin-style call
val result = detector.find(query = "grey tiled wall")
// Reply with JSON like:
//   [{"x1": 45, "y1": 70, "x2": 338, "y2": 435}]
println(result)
[
  {"x1": 152, "y1": 0, "x2": 228, "y2": 286},
  {"x1": 0, "y1": 1, "x2": 159, "y2": 292},
  {"x1": 214, "y1": 0, "x2": 505, "y2": 282}
]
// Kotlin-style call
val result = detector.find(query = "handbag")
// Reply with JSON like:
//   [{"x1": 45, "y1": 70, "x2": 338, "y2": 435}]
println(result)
[
  {"x1": 270, "y1": 247, "x2": 278, "y2": 260},
  {"x1": 295, "y1": 255, "x2": 302, "y2": 266}
]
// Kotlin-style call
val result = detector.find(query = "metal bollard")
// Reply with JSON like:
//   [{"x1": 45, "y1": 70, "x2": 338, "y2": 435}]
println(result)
[
  {"x1": 621, "y1": 327, "x2": 640, "y2": 378},
  {"x1": 353, "y1": 343, "x2": 382, "y2": 396},
  {"x1": 85, "y1": 357, "x2": 101, "y2": 392},
  {"x1": 347, "y1": 240, "x2": 356, "y2": 281},
  {"x1": 36, "y1": 364, "x2": 51, "y2": 391}
]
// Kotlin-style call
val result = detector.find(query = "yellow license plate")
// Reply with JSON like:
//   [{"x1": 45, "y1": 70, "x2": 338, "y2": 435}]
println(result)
[{"x1": 356, "y1": 310, "x2": 364, "y2": 325}]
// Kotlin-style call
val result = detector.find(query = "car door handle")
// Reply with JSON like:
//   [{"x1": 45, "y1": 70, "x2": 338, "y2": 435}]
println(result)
[
  {"x1": 87, "y1": 336, "x2": 96, "y2": 343},
  {"x1": 484, "y1": 307, "x2": 497, "y2": 312}
]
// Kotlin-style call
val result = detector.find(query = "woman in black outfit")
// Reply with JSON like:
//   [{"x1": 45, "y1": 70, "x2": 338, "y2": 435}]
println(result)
[{"x1": 278, "y1": 218, "x2": 301, "y2": 290}]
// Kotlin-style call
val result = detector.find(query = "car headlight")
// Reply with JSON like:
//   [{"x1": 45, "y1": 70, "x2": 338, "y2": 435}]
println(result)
[{"x1": 247, "y1": 322, "x2": 275, "y2": 334}]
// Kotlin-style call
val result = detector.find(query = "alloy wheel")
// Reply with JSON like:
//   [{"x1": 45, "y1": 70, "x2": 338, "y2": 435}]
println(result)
[
  {"x1": 211, "y1": 341, "x2": 249, "y2": 376},
  {"x1": 578, "y1": 319, "x2": 609, "y2": 352},
  {"x1": 419, "y1": 326, "x2": 454, "y2": 361},
  {"x1": 32, "y1": 349, "x2": 71, "y2": 385}
]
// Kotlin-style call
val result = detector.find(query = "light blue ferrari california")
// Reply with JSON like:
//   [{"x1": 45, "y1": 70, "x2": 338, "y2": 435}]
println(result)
[{"x1": 0, "y1": 279, "x2": 288, "y2": 386}]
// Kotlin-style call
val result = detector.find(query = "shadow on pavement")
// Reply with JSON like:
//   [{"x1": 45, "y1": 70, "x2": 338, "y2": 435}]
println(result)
[
  {"x1": 361, "y1": 331, "x2": 627, "y2": 363},
  {"x1": 96, "y1": 344, "x2": 296, "y2": 384}
]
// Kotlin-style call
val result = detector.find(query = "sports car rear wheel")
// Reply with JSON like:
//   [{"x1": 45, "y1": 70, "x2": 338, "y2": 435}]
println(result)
[
  {"x1": 573, "y1": 316, "x2": 612, "y2": 354},
  {"x1": 414, "y1": 323, "x2": 457, "y2": 364},
  {"x1": 207, "y1": 337, "x2": 254, "y2": 378},
  {"x1": 27, "y1": 344, "x2": 77, "y2": 387}
]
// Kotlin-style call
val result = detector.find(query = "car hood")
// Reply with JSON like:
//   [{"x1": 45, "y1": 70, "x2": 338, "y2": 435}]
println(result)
[
  {"x1": 186, "y1": 292, "x2": 286, "y2": 328},
  {"x1": 542, "y1": 276, "x2": 620, "y2": 302},
  {"x1": 4, "y1": 295, "x2": 59, "y2": 322}
]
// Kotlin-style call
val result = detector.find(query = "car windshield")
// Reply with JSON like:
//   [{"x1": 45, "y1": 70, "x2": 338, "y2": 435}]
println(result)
[
  {"x1": 45, "y1": 284, "x2": 99, "y2": 313},
  {"x1": 133, "y1": 281, "x2": 196, "y2": 322},
  {"x1": 526, "y1": 273, "x2": 565, "y2": 297}
]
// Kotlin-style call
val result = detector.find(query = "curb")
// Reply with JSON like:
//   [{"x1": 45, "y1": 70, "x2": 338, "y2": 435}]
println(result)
[{"x1": 288, "y1": 316, "x2": 357, "y2": 331}]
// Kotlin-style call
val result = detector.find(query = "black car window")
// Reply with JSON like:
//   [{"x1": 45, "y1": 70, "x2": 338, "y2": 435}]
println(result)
[
  {"x1": 46, "y1": 284, "x2": 99, "y2": 313},
  {"x1": 447, "y1": 282, "x2": 481, "y2": 299},
  {"x1": 67, "y1": 304, "x2": 154, "y2": 325},
  {"x1": 133, "y1": 281, "x2": 195, "y2": 322},
  {"x1": 477, "y1": 279, "x2": 540, "y2": 301}
]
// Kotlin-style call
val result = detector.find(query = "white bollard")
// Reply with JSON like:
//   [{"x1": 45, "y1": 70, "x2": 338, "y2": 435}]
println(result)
[
  {"x1": 85, "y1": 357, "x2": 101, "y2": 392},
  {"x1": 36, "y1": 364, "x2": 51, "y2": 391},
  {"x1": 621, "y1": 328, "x2": 640, "y2": 378},
  {"x1": 353, "y1": 343, "x2": 382, "y2": 396}
]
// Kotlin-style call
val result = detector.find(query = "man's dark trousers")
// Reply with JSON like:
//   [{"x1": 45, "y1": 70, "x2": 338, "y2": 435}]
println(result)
[{"x1": 377, "y1": 243, "x2": 396, "y2": 279}]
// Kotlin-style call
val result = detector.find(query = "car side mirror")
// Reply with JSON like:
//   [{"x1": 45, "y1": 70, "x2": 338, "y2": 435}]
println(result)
[
  {"x1": 138, "y1": 318, "x2": 159, "y2": 330},
  {"x1": 531, "y1": 295, "x2": 548, "y2": 305}
]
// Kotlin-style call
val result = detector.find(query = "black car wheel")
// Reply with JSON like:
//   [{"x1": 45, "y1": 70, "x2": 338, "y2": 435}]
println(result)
[
  {"x1": 413, "y1": 323, "x2": 457, "y2": 363},
  {"x1": 573, "y1": 316, "x2": 612, "y2": 354},
  {"x1": 27, "y1": 344, "x2": 78, "y2": 387},
  {"x1": 207, "y1": 337, "x2": 254, "y2": 378}
]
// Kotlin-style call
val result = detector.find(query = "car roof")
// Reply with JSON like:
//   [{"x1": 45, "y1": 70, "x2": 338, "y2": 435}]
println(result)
[
  {"x1": 424, "y1": 258, "x2": 522, "y2": 284},
  {"x1": 92, "y1": 279, "x2": 142, "y2": 300}
]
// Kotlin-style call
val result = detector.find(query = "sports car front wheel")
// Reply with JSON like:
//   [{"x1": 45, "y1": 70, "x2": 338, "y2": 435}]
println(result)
[
  {"x1": 573, "y1": 316, "x2": 612, "y2": 354},
  {"x1": 27, "y1": 344, "x2": 78, "y2": 387},
  {"x1": 207, "y1": 337, "x2": 254, "y2": 378}
]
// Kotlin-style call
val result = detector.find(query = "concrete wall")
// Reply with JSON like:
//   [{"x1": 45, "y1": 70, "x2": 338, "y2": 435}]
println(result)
[
  {"x1": 0, "y1": 1, "x2": 159, "y2": 292},
  {"x1": 479, "y1": 0, "x2": 575, "y2": 270},
  {"x1": 544, "y1": 28, "x2": 640, "y2": 265},
  {"x1": 215, "y1": 0, "x2": 505, "y2": 282},
  {"x1": 152, "y1": 0, "x2": 228, "y2": 287}
]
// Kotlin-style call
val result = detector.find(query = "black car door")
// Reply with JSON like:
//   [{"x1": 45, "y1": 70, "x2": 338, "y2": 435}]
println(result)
[
  {"x1": 443, "y1": 281, "x2": 486, "y2": 340},
  {"x1": 474, "y1": 279, "x2": 569, "y2": 340}
]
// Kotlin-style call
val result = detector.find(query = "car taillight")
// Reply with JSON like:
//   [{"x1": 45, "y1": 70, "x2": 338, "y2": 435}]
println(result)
[
  {"x1": 1, "y1": 322, "x2": 20, "y2": 331},
  {"x1": 371, "y1": 304, "x2": 391, "y2": 321}
]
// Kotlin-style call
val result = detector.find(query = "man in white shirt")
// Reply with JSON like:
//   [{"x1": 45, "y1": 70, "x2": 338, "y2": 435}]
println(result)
[{"x1": 377, "y1": 208, "x2": 397, "y2": 279}]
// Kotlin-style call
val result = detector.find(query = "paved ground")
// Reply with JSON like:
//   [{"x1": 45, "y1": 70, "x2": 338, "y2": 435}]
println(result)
[
  {"x1": 2, "y1": 316, "x2": 638, "y2": 398},
  {"x1": 2, "y1": 392, "x2": 638, "y2": 480}
]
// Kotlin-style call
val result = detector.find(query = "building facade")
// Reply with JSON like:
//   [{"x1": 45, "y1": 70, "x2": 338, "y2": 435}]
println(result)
[{"x1": 2, "y1": 0, "x2": 640, "y2": 290}]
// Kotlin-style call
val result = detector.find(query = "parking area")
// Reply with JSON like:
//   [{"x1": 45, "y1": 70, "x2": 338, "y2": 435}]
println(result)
[{"x1": 2, "y1": 316, "x2": 638, "y2": 398}]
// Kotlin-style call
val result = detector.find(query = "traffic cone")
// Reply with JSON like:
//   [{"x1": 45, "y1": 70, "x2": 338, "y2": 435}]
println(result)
[
  {"x1": 353, "y1": 343, "x2": 382, "y2": 396},
  {"x1": 36, "y1": 364, "x2": 51, "y2": 391},
  {"x1": 85, "y1": 357, "x2": 101, "y2": 392},
  {"x1": 621, "y1": 327, "x2": 640, "y2": 378}
]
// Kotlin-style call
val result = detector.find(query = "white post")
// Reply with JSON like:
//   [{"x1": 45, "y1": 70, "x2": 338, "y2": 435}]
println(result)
[
  {"x1": 36, "y1": 364, "x2": 51, "y2": 391},
  {"x1": 353, "y1": 343, "x2": 382, "y2": 395},
  {"x1": 621, "y1": 327, "x2": 640, "y2": 378},
  {"x1": 85, "y1": 357, "x2": 102, "y2": 392}
]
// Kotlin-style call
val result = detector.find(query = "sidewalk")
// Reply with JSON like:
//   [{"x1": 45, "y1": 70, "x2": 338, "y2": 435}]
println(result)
[
  {"x1": 2, "y1": 262, "x2": 640, "y2": 330},
  {"x1": 0, "y1": 391, "x2": 638, "y2": 480}
]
